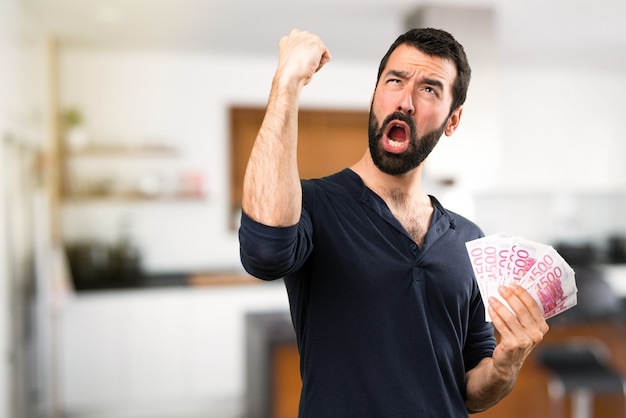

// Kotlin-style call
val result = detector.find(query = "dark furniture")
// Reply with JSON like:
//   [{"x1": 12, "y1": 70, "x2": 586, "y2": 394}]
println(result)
[{"x1": 536, "y1": 339, "x2": 626, "y2": 418}]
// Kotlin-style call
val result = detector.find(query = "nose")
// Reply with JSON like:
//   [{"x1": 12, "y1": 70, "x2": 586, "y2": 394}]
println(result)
[{"x1": 397, "y1": 90, "x2": 415, "y2": 115}]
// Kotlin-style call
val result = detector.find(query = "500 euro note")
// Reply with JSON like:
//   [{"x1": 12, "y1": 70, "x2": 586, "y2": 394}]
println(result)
[
  {"x1": 501, "y1": 237, "x2": 548, "y2": 285},
  {"x1": 465, "y1": 235, "x2": 501, "y2": 321},
  {"x1": 520, "y1": 247, "x2": 578, "y2": 319},
  {"x1": 465, "y1": 234, "x2": 577, "y2": 321}
]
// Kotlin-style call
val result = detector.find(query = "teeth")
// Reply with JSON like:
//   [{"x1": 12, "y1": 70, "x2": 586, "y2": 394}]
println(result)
[{"x1": 388, "y1": 138, "x2": 404, "y2": 148}]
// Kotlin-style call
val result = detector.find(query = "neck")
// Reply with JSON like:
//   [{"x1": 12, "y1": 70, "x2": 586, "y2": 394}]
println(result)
[{"x1": 351, "y1": 150, "x2": 429, "y2": 205}]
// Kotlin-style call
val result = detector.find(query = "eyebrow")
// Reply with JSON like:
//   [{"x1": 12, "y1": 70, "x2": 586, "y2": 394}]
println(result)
[
  {"x1": 385, "y1": 70, "x2": 445, "y2": 91},
  {"x1": 421, "y1": 77, "x2": 445, "y2": 91},
  {"x1": 386, "y1": 69, "x2": 412, "y2": 80}
]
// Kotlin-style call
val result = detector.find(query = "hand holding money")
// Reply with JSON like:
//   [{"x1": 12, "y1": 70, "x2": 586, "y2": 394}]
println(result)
[{"x1": 466, "y1": 234, "x2": 577, "y2": 321}]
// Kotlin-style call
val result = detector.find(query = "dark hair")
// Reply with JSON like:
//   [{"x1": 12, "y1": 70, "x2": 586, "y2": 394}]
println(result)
[{"x1": 376, "y1": 28, "x2": 471, "y2": 114}]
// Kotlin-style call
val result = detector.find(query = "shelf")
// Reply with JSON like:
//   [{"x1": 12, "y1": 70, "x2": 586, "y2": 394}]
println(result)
[
  {"x1": 62, "y1": 192, "x2": 207, "y2": 203},
  {"x1": 61, "y1": 142, "x2": 208, "y2": 201},
  {"x1": 66, "y1": 144, "x2": 179, "y2": 158}
]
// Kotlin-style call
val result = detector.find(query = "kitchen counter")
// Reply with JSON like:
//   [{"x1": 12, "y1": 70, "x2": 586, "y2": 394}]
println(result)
[{"x1": 70, "y1": 270, "x2": 259, "y2": 291}]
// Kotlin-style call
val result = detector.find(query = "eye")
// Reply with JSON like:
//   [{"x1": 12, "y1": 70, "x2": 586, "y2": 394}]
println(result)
[
  {"x1": 421, "y1": 85, "x2": 440, "y2": 97},
  {"x1": 384, "y1": 78, "x2": 404, "y2": 91}
]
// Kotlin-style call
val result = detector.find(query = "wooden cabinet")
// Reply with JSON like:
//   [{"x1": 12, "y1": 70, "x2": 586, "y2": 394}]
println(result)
[{"x1": 229, "y1": 106, "x2": 369, "y2": 211}]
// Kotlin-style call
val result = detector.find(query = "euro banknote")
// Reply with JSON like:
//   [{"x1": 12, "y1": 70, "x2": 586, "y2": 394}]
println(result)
[{"x1": 466, "y1": 234, "x2": 577, "y2": 321}]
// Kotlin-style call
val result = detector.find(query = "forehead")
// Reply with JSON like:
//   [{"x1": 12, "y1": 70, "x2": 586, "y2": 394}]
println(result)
[{"x1": 383, "y1": 44, "x2": 457, "y2": 87}]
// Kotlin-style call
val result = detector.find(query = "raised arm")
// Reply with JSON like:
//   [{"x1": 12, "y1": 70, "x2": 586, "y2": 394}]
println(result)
[
  {"x1": 465, "y1": 283, "x2": 549, "y2": 413},
  {"x1": 242, "y1": 29, "x2": 331, "y2": 226}
]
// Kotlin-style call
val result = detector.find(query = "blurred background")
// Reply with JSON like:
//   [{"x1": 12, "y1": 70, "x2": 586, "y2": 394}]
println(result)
[{"x1": 1, "y1": 0, "x2": 626, "y2": 417}]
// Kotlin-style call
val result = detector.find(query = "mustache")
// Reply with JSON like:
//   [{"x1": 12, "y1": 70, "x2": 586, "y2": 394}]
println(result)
[{"x1": 380, "y1": 111, "x2": 416, "y2": 132}]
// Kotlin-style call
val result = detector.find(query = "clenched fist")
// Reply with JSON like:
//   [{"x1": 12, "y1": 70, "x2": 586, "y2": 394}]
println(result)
[{"x1": 275, "y1": 29, "x2": 332, "y2": 88}]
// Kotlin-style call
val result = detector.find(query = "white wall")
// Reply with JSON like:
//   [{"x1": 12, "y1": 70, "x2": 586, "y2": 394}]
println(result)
[
  {"x1": 472, "y1": 60, "x2": 626, "y2": 245},
  {"x1": 0, "y1": 3, "x2": 12, "y2": 413},
  {"x1": 1, "y1": 1, "x2": 49, "y2": 417},
  {"x1": 499, "y1": 65, "x2": 626, "y2": 192}
]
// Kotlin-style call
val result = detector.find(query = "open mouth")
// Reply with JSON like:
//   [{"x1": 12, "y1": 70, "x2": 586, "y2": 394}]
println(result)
[{"x1": 383, "y1": 121, "x2": 410, "y2": 153}]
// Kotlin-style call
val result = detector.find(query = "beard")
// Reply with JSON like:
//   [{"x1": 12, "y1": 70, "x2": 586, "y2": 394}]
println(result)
[{"x1": 368, "y1": 109, "x2": 447, "y2": 175}]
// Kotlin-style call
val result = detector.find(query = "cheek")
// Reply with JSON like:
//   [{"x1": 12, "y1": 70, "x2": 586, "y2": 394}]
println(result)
[
  {"x1": 371, "y1": 97, "x2": 387, "y2": 117},
  {"x1": 372, "y1": 89, "x2": 400, "y2": 113},
  {"x1": 416, "y1": 106, "x2": 448, "y2": 132}
]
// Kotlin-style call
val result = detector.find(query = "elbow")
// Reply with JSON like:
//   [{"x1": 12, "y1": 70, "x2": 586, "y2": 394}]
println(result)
[
  {"x1": 240, "y1": 251, "x2": 289, "y2": 281},
  {"x1": 238, "y1": 210, "x2": 311, "y2": 280},
  {"x1": 239, "y1": 247, "x2": 279, "y2": 281},
  {"x1": 239, "y1": 238, "x2": 305, "y2": 281}
]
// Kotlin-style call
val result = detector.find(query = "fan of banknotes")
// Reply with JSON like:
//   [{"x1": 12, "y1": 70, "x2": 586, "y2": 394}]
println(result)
[{"x1": 465, "y1": 234, "x2": 577, "y2": 321}]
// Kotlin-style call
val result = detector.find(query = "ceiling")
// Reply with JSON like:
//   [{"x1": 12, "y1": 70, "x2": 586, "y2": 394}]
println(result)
[{"x1": 22, "y1": 0, "x2": 626, "y2": 68}]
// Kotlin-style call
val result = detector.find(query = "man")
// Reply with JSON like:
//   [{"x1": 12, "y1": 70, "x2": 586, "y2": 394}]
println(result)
[{"x1": 239, "y1": 28, "x2": 549, "y2": 417}]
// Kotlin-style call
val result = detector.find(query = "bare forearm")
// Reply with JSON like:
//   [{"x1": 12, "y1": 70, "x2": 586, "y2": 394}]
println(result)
[
  {"x1": 242, "y1": 76, "x2": 303, "y2": 226},
  {"x1": 241, "y1": 29, "x2": 331, "y2": 227},
  {"x1": 465, "y1": 358, "x2": 518, "y2": 413}
]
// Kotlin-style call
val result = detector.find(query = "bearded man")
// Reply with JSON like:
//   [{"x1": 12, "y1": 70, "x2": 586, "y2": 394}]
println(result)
[{"x1": 239, "y1": 28, "x2": 549, "y2": 418}]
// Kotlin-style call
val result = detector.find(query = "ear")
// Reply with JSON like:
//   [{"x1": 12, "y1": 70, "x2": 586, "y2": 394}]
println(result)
[{"x1": 444, "y1": 106, "x2": 463, "y2": 136}]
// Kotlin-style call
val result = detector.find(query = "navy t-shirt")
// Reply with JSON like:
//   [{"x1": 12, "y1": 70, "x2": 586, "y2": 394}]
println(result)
[{"x1": 239, "y1": 169, "x2": 495, "y2": 417}]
